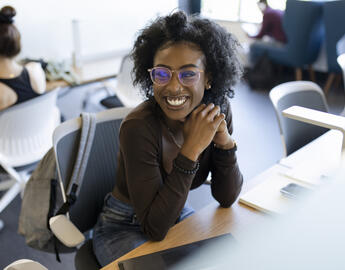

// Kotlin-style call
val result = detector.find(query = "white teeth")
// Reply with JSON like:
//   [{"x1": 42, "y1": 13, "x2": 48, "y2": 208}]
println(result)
[{"x1": 166, "y1": 96, "x2": 187, "y2": 106}]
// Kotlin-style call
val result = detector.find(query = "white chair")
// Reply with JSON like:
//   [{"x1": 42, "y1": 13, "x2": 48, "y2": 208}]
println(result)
[
  {"x1": 269, "y1": 81, "x2": 329, "y2": 157},
  {"x1": 4, "y1": 259, "x2": 47, "y2": 270},
  {"x1": 101, "y1": 54, "x2": 145, "y2": 108},
  {"x1": 0, "y1": 88, "x2": 61, "y2": 215}
]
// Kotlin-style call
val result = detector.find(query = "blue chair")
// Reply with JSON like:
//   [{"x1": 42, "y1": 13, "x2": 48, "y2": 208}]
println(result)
[
  {"x1": 249, "y1": 0, "x2": 324, "y2": 81},
  {"x1": 323, "y1": 0, "x2": 345, "y2": 94}
]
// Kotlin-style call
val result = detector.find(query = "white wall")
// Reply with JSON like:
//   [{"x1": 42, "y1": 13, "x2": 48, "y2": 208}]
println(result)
[{"x1": 2, "y1": 0, "x2": 178, "y2": 62}]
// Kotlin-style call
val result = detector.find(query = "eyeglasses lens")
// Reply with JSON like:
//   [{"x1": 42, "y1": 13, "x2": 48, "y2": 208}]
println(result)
[
  {"x1": 179, "y1": 70, "x2": 198, "y2": 86},
  {"x1": 152, "y1": 68, "x2": 171, "y2": 85}
]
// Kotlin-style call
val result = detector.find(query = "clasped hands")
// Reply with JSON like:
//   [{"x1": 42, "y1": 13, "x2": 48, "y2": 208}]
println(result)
[{"x1": 180, "y1": 103, "x2": 235, "y2": 161}]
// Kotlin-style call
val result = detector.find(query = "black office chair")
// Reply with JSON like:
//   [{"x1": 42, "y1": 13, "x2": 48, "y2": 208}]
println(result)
[
  {"x1": 53, "y1": 107, "x2": 133, "y2": 270},
  {"x1": 269, "y1": 81, "x2": 329, "y2": 157}
]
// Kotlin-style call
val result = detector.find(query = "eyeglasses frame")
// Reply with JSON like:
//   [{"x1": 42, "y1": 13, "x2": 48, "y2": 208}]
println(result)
[{"x1": 148, "y1": 66, "x2": 205, "y2": 86}]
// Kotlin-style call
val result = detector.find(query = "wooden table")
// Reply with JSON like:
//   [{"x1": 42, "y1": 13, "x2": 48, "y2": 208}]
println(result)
[
  {"x1": 101, "y1": 178, "x2": 270, "y2": 270},
  {"x1": 101, "y1": 203, "x2": 268, "y2": 270},
  {"x1": 46, "y1": 57, "x2": 123, "y2": 91},
  {"x1": 101, "y1": 128, "x2": 342, "y2": 270}
]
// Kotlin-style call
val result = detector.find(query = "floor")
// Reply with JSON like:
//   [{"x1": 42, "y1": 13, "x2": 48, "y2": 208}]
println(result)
[{"x1": 0, "y1": 73, "x2": 344, "y2": 269}]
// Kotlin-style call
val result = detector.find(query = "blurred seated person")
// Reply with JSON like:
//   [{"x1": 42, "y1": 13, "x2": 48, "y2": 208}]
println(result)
[
  {"x1": 249, "y1": 0, "x2": 286, "y2": 44},
  {"x1": 246, "y1": 0, "x2": 287, "y2": 68},
  {"x1": 0, "y1": 6, "x2": 46, "y2": 111}
]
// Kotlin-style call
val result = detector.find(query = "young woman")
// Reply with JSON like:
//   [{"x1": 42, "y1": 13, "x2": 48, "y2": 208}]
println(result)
[
  {"x1": 93, "y1": 11, "x2": 243, "y2": 267},
  {"x1": 0, "y1": 6, "x2": 46, "y2": 111}
]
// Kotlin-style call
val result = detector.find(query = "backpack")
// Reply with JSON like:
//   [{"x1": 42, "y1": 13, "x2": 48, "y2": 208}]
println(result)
[
  {"x1": 244, "y1": 53, "x2": 278, "y2": 90},
  {"x1": 18, "y1": 112, "x2": 96, "y2": 259}
]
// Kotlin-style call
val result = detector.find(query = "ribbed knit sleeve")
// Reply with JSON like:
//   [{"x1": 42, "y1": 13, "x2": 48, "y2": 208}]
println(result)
[{"x1": 210, "y1": 100, "x2": 243, "y2": 207}]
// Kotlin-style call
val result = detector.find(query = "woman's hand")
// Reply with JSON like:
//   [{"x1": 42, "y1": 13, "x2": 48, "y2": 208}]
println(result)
[
  {"x1": 180, "y1": 103, "x2": 224, "y2": 161},
  {"x1": 213, "y1": 119, "x2": 235, "y2": 150}
]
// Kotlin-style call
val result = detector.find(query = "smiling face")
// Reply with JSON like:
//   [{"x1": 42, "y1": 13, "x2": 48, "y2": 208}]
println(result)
[{"x1": 152, "y1": 42, "x2": 209, "y2": 122}]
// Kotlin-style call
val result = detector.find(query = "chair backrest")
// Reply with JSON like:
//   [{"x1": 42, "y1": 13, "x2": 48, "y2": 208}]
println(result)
[
  {"x1": 337, "y1": 35, "x2": 345, "y2": 115},
  {"x1": 53, "y1": 107, "x2": 132, "y2": 233},
  {"x1": 112, "y1": 54, "x2": 145, "y2": 107},
  {"x1": 0, "y1": 88, "x2": 60, "y2": 166},
  {"x1": 337, "y1": 53, "x2": 345, "y2": 115},
  {"x1": 323, "y1": 0, "x2": 345, "y2": 73},
  {"x1": 281, "y1": 0, "x2": 324, "y2": 66},
  {"x1": 337, "y1": 53, "x2": 345, "y2": 85},
  {"x1": 337, "y1": 34, "x2": 345, "y2": 56},
  {"x1": 269, "y1": 81, "x2": 329, "y2": 157}
]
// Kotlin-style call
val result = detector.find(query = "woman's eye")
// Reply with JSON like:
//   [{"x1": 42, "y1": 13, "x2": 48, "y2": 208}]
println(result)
[
  {"x1": 156, "y1": 71, "x2": 169, "y2": 78},
  {"x1": 181, "y1": 71, "x2": 196, "y2": 78}
]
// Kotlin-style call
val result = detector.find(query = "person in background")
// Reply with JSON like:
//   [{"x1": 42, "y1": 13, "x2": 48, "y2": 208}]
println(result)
[
  {"x1": 0, "y1": 6, "x2": 46, "y2": 111},
  {"x1": 249, "y1": 0, "x2": 286, "y2": 44},
  {"x1": 92, "y1": 11, "x2": 243, "y2": 267}
]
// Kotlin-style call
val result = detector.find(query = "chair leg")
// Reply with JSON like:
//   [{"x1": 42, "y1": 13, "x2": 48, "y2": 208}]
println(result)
[
  {"x1": 0, "y1": 182, "x2": 21, "y2": 213},
  {"x1": 308, "y1": 66, "x2": 316, "y2": 82},
  {"x1": 295, "y1": 68, "x2": 303, "y2": 80},
  {"x1": 0, "y1": 161, "x2": 22, "y2": 183},
  {"x1": 324, "y1": 73, "x2": 335, "y2": 94},
  {"x1": 0, "y1": 160, "x2": 29, "y2": 212},
  {"x1": 0, "y1": 179, "x2": 16, "y2": 191},
  {"x1": 334, "y1": 74, "x2": 342, "y2": 89}
]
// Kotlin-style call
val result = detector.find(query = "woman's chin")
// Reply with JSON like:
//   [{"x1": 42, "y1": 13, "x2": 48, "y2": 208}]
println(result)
[
  {"x1": 165, "y1": 112, "x2": 187, "y2": 122},
  {"x1": 161, "y1": 102, "x2": 190, "y2": 122}
]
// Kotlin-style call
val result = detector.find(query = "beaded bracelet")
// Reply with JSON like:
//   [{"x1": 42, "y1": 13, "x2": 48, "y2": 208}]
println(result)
[{"x1": 173, "y1": 160, "x2": 200, "y2": 175}]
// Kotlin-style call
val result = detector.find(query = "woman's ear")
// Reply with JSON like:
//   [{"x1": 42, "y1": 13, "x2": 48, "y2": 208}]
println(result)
[
  {"x1": 205, "y1": 74, "x2": 212, "y2": 90},
  {"x1": 205, "y1": 81, "x2": 212, "y2": 90}
]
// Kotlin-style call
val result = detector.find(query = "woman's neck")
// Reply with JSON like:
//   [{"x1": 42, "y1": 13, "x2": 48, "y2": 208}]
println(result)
[
  {"x1": 163, "y1": 115, "x2": 185, "y2": 147},
  {"x1": 164, "y1": 116, "x2": 184, "y2": 134},
  {"x1": 0, "y1": 57, "x2": 22, "y2": 78}
]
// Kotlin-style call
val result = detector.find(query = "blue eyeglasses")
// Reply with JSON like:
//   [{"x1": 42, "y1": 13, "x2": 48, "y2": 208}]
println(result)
[{"x1": 148, "y1": 66, "x2": 204, "y2": 86}]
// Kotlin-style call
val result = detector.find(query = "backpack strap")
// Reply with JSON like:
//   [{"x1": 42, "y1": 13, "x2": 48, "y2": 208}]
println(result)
[
  {"x1": 50, "y1": 113, "x2": 96, "y2": 261},
  {"x1": 68, "y1": 112, "x2": 96, "y2": 194},
  {"x1": 56, "y1": 112, "x2": 96, "y2": 215}
]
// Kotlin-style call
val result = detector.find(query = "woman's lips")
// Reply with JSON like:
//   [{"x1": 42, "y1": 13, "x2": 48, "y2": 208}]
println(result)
[{"x1": 166, "y1": 96, "x2": 188, "y2": 106}]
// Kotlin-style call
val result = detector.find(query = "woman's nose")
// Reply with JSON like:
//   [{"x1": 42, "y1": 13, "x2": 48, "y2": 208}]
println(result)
[{"x1": 167, "y1": 72, "x2": 183, "y2": 93}]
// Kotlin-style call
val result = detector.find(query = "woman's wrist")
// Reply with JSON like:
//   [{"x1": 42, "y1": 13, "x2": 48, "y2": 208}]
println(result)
[
  {"x1": 180, "y1": 141, "x2": 203, "y2": 162},
  {"x1": 214, "y1": 139, "x2": 236, "y2": 150},
  {"x1": 180, "y1": 146, "x2": 200, "y2": 162}
]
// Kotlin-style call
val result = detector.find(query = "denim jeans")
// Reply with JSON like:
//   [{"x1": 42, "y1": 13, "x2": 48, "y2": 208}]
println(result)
[{"x1": 93, "y1": 193, "x2": 194, "y2": 267}]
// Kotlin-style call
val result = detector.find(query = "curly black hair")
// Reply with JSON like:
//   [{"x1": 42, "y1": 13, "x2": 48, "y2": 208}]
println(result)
[{"x1": 131, "y1": 10, "x2": 243, "y2": 110}]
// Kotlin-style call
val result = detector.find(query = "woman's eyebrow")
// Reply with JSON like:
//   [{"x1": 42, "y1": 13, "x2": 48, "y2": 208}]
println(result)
[
  {"x1": 154, "y1": 64, "x2": 171, "y2": 68},
  {"x1": 180, "y1": 64, "x2": 199, "y2": 69},
  {"x1": 154, "y1": 63, "x2": 200, "y2": 69}
]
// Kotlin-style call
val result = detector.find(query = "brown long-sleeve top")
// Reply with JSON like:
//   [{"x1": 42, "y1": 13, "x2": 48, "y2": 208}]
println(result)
[{"x1": 112, "y1": 98, "x2": 243, "y2": 241}]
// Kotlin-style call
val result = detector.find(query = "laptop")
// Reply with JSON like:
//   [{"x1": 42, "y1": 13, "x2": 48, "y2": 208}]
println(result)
[{"x1": 118, "y1": 233, "x2": 234, "y2": 270}]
